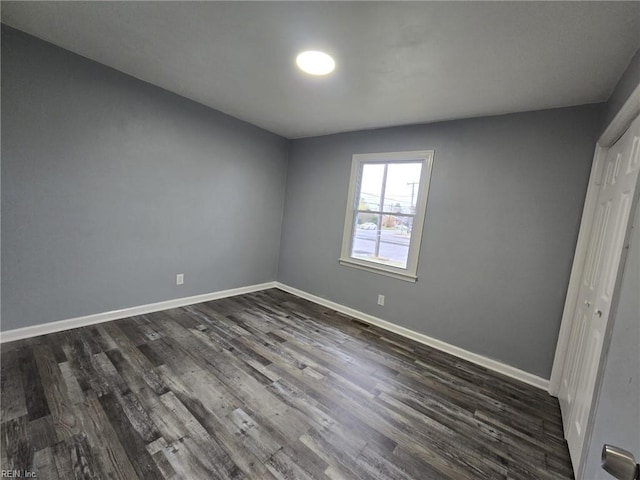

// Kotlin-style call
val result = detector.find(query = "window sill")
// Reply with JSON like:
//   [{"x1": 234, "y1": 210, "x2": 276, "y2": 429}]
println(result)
[{"x1": 338, "y1": 258, "x2": 417, "y2": 283}]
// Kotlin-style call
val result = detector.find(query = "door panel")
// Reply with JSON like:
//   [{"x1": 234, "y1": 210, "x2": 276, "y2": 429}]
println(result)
[
  {"x1": 559, "y1": 197, "x2": 612, "y2": 425},
  {"x1": 604, "y1": 193, "x2": 632, "y2": 299},
  {"x1": 580, "y1": 201, "x2": 639, "y2": 480}
]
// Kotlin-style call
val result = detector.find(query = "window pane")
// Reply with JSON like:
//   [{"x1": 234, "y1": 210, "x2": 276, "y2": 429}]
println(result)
[
  {"x1": 378, "y1": 232, "x2": 410, "y2": 268},
  {"x1": 359, "y1": 163, "x2": 385, "y2": 212},
  {"x1": 351, "y1": 212, "x2": 410, "y2": 269},
  {"x1": 352, "y1": 212, "x2": 379, "y2": 259},
  {"x1": 382, "y1": 162, "x2": 422, "y2": 213}
]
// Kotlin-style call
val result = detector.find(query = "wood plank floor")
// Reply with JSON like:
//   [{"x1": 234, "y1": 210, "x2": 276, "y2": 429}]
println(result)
[{"x1": 1, "y1": 289, "x2": 574, "y2": 479}]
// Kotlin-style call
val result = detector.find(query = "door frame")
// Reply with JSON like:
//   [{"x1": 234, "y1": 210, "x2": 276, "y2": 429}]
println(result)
[{"x1": 549, "y1": 82, "x2": 640, "y2": 475}]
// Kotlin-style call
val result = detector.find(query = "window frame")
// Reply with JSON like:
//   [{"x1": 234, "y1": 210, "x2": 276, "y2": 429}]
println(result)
[{"x1": 339, "y1": 150, "x2": 434, "y2": 282}]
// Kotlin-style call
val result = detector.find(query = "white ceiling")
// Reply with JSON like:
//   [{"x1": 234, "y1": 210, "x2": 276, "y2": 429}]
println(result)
[{"x1": 2, "y1": 2, "x2": 639, "y2": 139}]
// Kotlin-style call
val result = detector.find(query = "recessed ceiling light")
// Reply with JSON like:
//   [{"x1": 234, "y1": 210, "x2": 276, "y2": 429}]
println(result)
[{"x1": 296, "y1": 51, "x2": 335, "y2": 76}]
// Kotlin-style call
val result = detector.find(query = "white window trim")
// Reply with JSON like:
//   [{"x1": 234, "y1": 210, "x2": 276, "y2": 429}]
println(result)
[{"x1": 339, "y1": 150, "x2": 434, "y2": 282}]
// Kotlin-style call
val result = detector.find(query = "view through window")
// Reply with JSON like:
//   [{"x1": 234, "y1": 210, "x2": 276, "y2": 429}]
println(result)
[{"x1": 352, "y1": 162, "x2": 422, "y2": 268}]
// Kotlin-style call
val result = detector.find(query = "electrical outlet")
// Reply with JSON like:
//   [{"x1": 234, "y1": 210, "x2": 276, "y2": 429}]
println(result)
[
  {"x1": 176, "y1": 274, "x2": 184, "y2": 285},
  {"x1": 377, "y1": 294, "x2": 385, "y2": 306}
]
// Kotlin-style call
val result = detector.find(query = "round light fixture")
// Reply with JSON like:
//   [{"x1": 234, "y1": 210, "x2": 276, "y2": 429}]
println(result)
[{"x1": 296, "y1": 50, "x2": 335, "y2": 76}]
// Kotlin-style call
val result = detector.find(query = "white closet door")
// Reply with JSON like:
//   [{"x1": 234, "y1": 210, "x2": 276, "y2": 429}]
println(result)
[{"x1": 559, "y1": 114, "x2": 640, "y2": 471}]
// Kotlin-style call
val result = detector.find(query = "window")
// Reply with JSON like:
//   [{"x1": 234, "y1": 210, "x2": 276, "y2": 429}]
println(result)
[{"x1": 339, "y1": 150, "x2": 434, "y2": 282}]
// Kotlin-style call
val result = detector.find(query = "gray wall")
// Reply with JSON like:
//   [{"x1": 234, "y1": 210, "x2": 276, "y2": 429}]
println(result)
[
  {"x1": 1, "y1": 26, "x2": 289, "y2": 331},
  {"x1": 278, "y1": 105, "x2": 603, "y2": 378},
  {"x1": 601, "y1": 47, "x2": 640, "y2": 130},
  {"x1": 583, "y1": 203, "x2": 640, "y2": 480}
]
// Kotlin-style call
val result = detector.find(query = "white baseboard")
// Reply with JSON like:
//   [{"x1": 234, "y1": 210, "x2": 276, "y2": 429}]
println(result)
[
  {"x1": 0, "y1": 281, "x2": 278, "y2": 344},
  {"x1": 275, "y1": 282, "x2": 550, "y2": 392},
  {"x1": 0, "y1": 280, "x2": 550, "y2": 392}
]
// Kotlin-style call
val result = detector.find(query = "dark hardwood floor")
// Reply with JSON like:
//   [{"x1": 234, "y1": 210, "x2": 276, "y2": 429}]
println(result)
[{"x1": 1, "y1": 289, "x2": 574, "y2": 479}]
